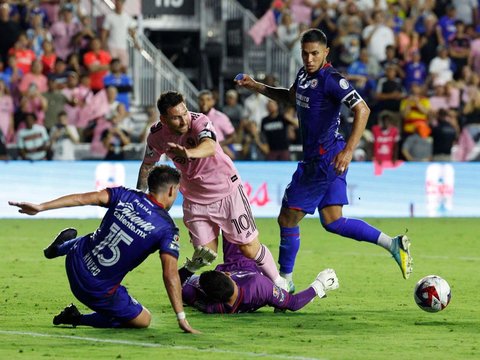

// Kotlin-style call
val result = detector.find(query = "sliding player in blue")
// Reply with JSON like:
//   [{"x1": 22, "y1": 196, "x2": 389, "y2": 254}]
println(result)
[
  {"x1": 9, "y1": 165, "x2": 199, "y2": 333},
  {"x1": 235, "y1": 28, "x2": 413, "y2": 290}
]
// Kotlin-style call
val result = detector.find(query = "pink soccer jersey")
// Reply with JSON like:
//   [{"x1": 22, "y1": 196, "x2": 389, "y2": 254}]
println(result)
[{"x1": 144, "y1": 112, "x2": 240, "y2": 204}]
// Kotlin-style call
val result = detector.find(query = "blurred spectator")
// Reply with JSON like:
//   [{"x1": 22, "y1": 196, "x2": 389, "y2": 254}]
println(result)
[
  {"x1": 2, "y1": 55, "x2": 23, "y2": 93},
  {"x1": 103, "y1": 58, "x2": 133, "y2": 111},
  {"x1": 448, "y1": 20, "x2": 471, "y2": 79},
  {"x1": 346, "y1": 47, "x2": 381, "y2": 104},
  {"x1": 48, "y1": 58, "x2": 69, "y2": 89},
  {"x1": 0, "y1": 128, "x2": 7, "y2": 160},
  {"x1": 337, "y1": 1, "x2": 363, "y2": 35},
  {"x1": 401, "y1": 126, "x2": 433, "y2": 161},
  {"x1": 62, "y1": 71, "x2": 85, "y2": 129},
  {"x1": 452, "y1": 0, "x2": 478, "y2": 26},
  {"x1": 380, "y1": 45, "x2": 405, "y2": 78},
  {"x1": 436, "y1": 5, "x2": 457, "y2": 45},
  {"x1": 26, "y1": 8, "x2": 51, "y2": 58},
  {"x1": 276, "y1": 11, "x2": 300, "y2": 49},
  {"x1": 332, "y1": 16, "x2": 362, "y2": 69},
  {"x1": 74, "y1": 15, "x2": 96, "y2": 60},
  {"x1": 16, "y1": 112, "x2": 50, "y2": 160},
  {"x1": 198, "y1": 89, "x2": 236, "y2": 159},
  {"x1": 362, "y1": 10, "x2": 395, "y2": 63},
  {"x1": 396, "y1": 18, "x2": 420, "y2": 62},
  {"x1": 429, "y1": 82, "x2": 460, "y2": 115},
  {"x1": 460, "y1": 70, "x2": 479, "y2": 104},
  {"x1": 0, "y1": 79, "x2": 14, "y2": 143},
  {"x1": 66, "y1": 52, "x2": 83, "y2": 75},
  {"x1": 428, "y1": 45, "x2": 454, "y2": 86},
  {"x1": 372, "y1": 111, "x2": 400, "y2": 164},
  {"x1": 101, "y1": 110, "x2": 131, "y2": 160},
  {"x1": 403, "y1": 50, "x2": 427, "y2": 91},
  {"x1": 83, "y1": 37, "x2": 112, "y2": 93},
  {"x1": 39, "y1": 0, "x2": 61, "y2": 25},
  {"x1": 243, "y1": 91, "x2": 269, "y2": 127},
  {"x1": 43, "y1": 78, "x2": 68, "y2": 131},
  {"x1": 101, "y1": 0, "x2": 139, "y2": 70},
  {"x1": 400, "y1": 83, "x2": 431, "y2": 139},
  {"x1": 222, "y1": 89, "x2": 244, "y2": 133},
  {"x1": 240, "y1": 120, "x2": 268, "y2": 160},
  {"x1": 19, "y1": 59, "x2": 48, "y2": 96},
  {"x1": 139, "y1": 106, "x2": 158, "y2": 143},
  {"x1": 49, "y1": 110, "x2": 80, "y2": 160},
  {"x1": 21, "y1": 83, "x2": 48, "y2": 127},
  {"x1": 469, "y1": 31, "x2": 480, "y2": 73},
  {"x1": 49, "y1": 3, "x2": 82, "y2": 61},
  {"x1": 0, "y1": 3, "x2": 21, "y2": 64},
  {"x1": 462, "y1": 87, "x2": 480, "y2": 126},
  {"x1": 8, "y1": 33, "x2": 35, "y2": 74},
  {"x1": 431, "y1": 108, "x2": 458, "y2": 161},
  {"x1": 260, "y1": 99, "x2": 296, "y2": 160},
  {"x1": 419, "y1": 14, "x2": 440, "y2": 65},
  {"x1": 454, "y1": 123, "x2": 480, "y2": 161},
  {"x1": 40, "y1": 40, "x2": 56, "y2": 75},
  {"x1": 375, "y1": 66, "x2": 405, "y2": 112},
  {"x1": 311, "y1": 0, "x2": 337, "y2": 42}
]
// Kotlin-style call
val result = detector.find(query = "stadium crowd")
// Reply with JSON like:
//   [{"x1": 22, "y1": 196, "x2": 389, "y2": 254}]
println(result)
[{"x1": 1, "y1": 0, "x2": 480, "y2": 162}]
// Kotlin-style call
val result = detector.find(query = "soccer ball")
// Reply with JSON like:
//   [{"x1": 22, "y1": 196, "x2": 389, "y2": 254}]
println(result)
[{"x1": 414, "y1": 275, "x2": 451, "y2": 312}]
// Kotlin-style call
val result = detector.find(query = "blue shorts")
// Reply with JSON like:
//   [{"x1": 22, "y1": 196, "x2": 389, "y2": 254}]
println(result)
[
  {"x1": 65, "y1": 248, "x2": 143, "y2": 323},
  {"x1": 282, "y1": 142, "x2": 349, "y2": 215}
]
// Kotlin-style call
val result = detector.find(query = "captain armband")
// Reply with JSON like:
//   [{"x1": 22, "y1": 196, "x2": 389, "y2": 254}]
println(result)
[
  {"x1": 341, "y1": 90, "x2": 363, "y2": 109},
  {"x1": 198, "y1": 129, "x2": 217, "y2": 142}
]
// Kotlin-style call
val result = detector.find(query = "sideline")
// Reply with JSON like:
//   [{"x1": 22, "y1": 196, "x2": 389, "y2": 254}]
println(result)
[{"x1": 0, "y1": 330, "x2": 325, "y2": 360}]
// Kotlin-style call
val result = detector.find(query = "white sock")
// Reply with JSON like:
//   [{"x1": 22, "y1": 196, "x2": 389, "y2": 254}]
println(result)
[
  {"x1": 280, "y1": 272, "x2": 293, "y2": 282},
  {"x1": 376, "y1": 233, "x2": 393, "y2": 251}
]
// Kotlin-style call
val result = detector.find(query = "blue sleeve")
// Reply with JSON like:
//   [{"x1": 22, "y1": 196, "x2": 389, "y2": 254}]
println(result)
[
  {"x1": 158, "y1": 227, "x2": 180, "y2": 259},
  {"x1": 105, "y1": 186, "x2": 126, "y2": 208},
  {"x1": 326, "y1": 71, "x2": 364, "y2": 110}
]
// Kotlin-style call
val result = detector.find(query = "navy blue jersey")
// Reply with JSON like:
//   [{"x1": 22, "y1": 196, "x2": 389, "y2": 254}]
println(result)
[
  {"x1": 293, "y1": 64, "x2": 364, "y2": 160},
  {"x1": 69, "y1": 186, "x2": 180, "y2": 292}
]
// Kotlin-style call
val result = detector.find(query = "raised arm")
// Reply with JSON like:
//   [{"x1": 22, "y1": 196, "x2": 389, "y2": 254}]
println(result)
[
  {"x1": 136, "y1": 161, "x2": 155, "y2": 191},
  {"x1": 160, "y1": 252, "x2": 200, "y2": 334},
  {"x1": 167, "y1": 137, "x2": 216, "y2": 159},
  {"x1": 234, "y1": 74, "x2": 296, "y2": 106},
  {"x1": 9, "y1": 189, "x2": 110, "y2": 216}
]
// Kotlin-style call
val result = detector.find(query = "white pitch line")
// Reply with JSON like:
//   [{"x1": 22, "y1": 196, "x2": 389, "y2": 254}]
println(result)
[{"x1": 0, "y1": 330, "x2": 325, "y2": 360}]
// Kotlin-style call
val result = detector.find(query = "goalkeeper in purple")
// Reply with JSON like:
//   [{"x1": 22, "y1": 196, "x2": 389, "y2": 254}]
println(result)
[
  {"x1": 235, "y1": 29, "x2": 413, "y2": 289},
  {"x1": 180, "y1": 240, "x2": 339, "y2": 314},
  {"x1": 9, "y1": 165, "x2": 199, "y2": 333}
]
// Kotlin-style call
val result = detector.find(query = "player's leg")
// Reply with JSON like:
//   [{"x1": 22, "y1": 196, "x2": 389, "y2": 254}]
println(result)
[{"x1": 44, "y1": 228, "x2": 79, "y2": 259}]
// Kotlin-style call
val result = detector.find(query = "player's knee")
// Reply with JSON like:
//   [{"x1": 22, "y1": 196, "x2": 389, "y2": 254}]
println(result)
[{"x1": 131, "y1": 308, "x2": 151, "y2": 328}]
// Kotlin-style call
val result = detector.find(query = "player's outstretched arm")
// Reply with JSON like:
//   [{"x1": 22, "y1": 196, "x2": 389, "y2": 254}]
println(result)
[
  {"x1": 137, "y1": 161, "x2": 154, "y2": 191},
  {"x1": 9, "y1": 190, "x2": 110, "y2": 216},
  {"x1": 234, "y1": 73, "x2": 295, "y2": 106},
  {"x1": 160, "y1": 252, "x2": 200, "y2": 334}
]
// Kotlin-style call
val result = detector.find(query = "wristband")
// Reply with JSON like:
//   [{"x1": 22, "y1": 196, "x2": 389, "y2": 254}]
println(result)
[{"x1": 176, "y1": 311, "x2": 186, "y2": 320}]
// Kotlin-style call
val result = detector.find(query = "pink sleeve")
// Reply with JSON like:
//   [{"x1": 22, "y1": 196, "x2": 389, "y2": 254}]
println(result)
[{"x1": 143, "y1": 131, "x2": 163, "y2": 164}]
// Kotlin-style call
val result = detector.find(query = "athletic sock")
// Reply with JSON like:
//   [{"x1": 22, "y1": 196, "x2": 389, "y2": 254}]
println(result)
[
  {"x1": 376, "y1": 233, "x2": 393, "y2": 251},
  {"x1": 57, "y1": 238, "x2": 79, "y2": 256},
  {"x1": 254, "y1": 244, "x2": 280, "y2": 282},
  {"x1": 324, "y1": 217, "x2": 381, "y2": 244},
  {"x1": 78, "y1": 312, "x2": 122, "y2": 328},
  {"x1": 278, "y1": 226, "x2": 300, "y2": 275}
]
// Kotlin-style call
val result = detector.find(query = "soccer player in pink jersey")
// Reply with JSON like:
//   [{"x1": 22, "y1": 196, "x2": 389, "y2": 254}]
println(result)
[{"x1": 137, "y1": 91, "x2": 292, "y2": 291}]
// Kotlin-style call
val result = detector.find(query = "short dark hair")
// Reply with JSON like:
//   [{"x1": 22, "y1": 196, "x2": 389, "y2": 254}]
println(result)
[
  {"x1": 147, "y1": 165, "x2": 181, "y2": 194},
  {"x1": 157, "y1": 91, "x2": 185, "y2": 115},
  {"x1": 301, "y1": 28, "x2": 327, "y2": 45},
  {"x1": 199, "y1": 270, "x2": 234, "y2": 302}
]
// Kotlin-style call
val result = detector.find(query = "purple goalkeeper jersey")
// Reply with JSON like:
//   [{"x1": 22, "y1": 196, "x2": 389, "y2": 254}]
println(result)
[
  {"x1": 182, "y1": 241, "x2": 316, "y2": 313},
  {"x1": 293, "y1": 64, "x2": 363, "y2": 160},
  {"x1": 68, "y1": 186, "x2": 180, "y2": 295}
]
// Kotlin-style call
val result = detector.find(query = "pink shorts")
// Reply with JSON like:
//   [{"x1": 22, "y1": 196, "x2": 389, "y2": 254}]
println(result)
[{"x1": 183, "y1": 184, "x2": 259, "y2": 247}]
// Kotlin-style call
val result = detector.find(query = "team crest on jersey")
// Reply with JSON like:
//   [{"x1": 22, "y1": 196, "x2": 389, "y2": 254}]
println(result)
[
  {"x1": 146, "y1": 146, "x2": 154, "y2": 158},
  {"x1": 339, "y1": 78, "x2": 350, "y2": 89},
  {"x1": 310, "y1": 79, "x2": 318, "y2": 89}
]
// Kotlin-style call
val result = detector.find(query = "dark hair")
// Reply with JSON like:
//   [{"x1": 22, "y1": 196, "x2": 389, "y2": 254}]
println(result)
[
  {"x1": 156, "y1": 91, "x2": 185, "y2": 115},
  {"x1": 301, "y1": 28, "x2": 327, "y2": 45},
  {"x1": 199, "y1": 270, "x2": 234, "y2": 302},
  {"x1": 147, "y1": 165, "x2": 181, "y2": 194},
  {"x1": 110, "y1": 58, "x2": 121, "y2": 65}
]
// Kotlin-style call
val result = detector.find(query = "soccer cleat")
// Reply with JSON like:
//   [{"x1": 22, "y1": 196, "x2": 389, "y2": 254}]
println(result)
[
  {"x1": 184, "y1": 246, "x2": 218, "y2": 272},
  {"x1": 310, "y1": 268, "x2": 339, "y2": 298},
  {"x1": 390, "y1": 235, "x2": 413, "y2": 279},
  {"x1": 53, "y1": 304, "x2": 82, "y2": 327},
  {"x1": 44, "y1": 228, "x2": 78, "y2": 259}
]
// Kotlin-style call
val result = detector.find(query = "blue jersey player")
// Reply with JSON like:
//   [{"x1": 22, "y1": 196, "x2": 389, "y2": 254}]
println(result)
[
  {"x1": 9, "y1": 165, "x2": 199, "y2": 333},
  {"x1": 235, "y1": 29, "x2": 413, "y2": 290}
]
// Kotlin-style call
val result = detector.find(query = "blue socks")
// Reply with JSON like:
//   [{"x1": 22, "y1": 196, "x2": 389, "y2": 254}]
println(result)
[
  {"x1": 278, "y1": 226, "x2": 300, "y2": 274},
  {"x1": 79, "y1": 312, "x2": 122, "y2": 328},
  {"x1": 57, "y1": 238, "x2": 79, "y2": 256},
  {"x1": 323, "y1": 217, "x2": 381, "y2": 244}
]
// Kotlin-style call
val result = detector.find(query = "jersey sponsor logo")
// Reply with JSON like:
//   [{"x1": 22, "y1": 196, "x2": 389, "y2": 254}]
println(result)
[
  {"x1": 339, "y1": 78, "x2": 350, "y2": 89},
  {"x1": 231, "y1": 175, "x2": 238, "y2": 183},
  {"x1": 341, "y1": 90, "x2": 362, "y2": 109},
  {"x1": 114, "y1": 201, "x2": 156, "y2": 238},
  {"x1": 168, "y1": 233, "x2": 180, "y2": 252},
  {"x1": 133, "y1": 198, "x2": 152, "y2": 215},
  {"x1": 295, "y1": 92, "x2": 310, "y2": 109},
  {"x1": 310, "y1": 79, "x2": 318, "y2": 89}
]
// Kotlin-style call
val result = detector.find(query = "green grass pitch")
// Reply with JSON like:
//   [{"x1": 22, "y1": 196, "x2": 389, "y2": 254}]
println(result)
[{"x1": 1, "y1": 218, "x2": 479, "y2": 360}]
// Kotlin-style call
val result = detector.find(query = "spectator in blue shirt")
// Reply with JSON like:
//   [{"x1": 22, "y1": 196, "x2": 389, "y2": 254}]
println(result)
[{"x1": 103, "y1": 58, "x2": 133, "y2": 111}]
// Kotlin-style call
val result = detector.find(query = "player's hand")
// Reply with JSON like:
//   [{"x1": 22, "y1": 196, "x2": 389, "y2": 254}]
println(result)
[
  {"x1": 233, "y1": 73, "x2": 257, "y2": 91},
  {"x1": 184, "y1": 245, "x2": 218, "y2": 272},
  {"x1": 8, "y1": 201, "x2": 42, "y2": 215},
  {"x1": 332, "y1": 148, "x2": 353, "y2": 175},
  {"x1": 178, "y1": 318, "x2": 201, "y2": 334},
  {"x1": 167, "y1": 142, "x2": 190, "y2": 158}
]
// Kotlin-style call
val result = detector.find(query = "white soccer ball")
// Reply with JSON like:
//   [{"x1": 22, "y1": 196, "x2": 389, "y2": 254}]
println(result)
[{"x1": 414, "y1": 275, "x2": 451, "y2": 312}]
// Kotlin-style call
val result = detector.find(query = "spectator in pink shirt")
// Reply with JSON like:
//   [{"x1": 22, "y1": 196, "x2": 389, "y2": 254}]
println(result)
[
  {"x1": 49, "y1": 4, "x2": 82, "y2": 61},
  {"x1": 62, "y1": 71, "x2": 92, "y2": 130},
  {"x1": 20, "y1": 83, "x2": 48, "y2": 127},
  {"x1": 0, "y1": 79, "x2": 14, "y2": 143},
  {"x1": 198, "y1": 90, "x2": 236, "y2": 159},
  {"x1": 18, "y1": 59, "x2": 48, "y2": 96}
]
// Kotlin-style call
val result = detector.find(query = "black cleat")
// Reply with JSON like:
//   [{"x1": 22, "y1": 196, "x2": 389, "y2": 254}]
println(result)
[
  {"x1": 44, "y1": 228, "x2": 78, "y2": 259},
  {"x1": 53, "y1": 304, "x2": 82, "y2": 327}
]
